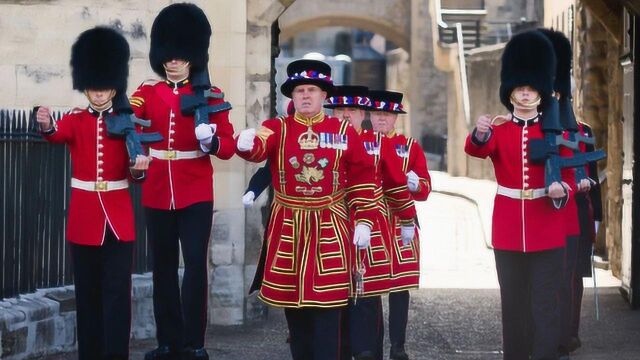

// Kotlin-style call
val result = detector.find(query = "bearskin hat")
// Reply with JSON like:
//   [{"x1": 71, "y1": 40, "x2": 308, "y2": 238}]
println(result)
[
  {"x1": 149, "y1": 3, "x2": 212, "y2": 78},
  {"x1": 499, "y1": 30, "x2": 557, "y2": 111},
  {"x1": 538, "y1": 28, "x2": 572, "y2": 98},
  {"x1": 70, "y1": 27, "x2": 130, "y2": 93}
]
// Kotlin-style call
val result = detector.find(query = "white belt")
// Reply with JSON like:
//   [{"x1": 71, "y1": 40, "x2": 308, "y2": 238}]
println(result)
[
  {"x1": 149, "y1": 148, "x2": 206, "y2": 160},
  {"x1": 497, "y1": 185, "x2": 546, "y2": 200},
  {"x1": 71, "y1": 178, "x2": 129, "y2": 192}
]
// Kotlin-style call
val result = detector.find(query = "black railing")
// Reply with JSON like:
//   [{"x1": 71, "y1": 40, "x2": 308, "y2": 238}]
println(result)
[{"x1": 0, "y1": 108, "x2": 151, "y2": 299}]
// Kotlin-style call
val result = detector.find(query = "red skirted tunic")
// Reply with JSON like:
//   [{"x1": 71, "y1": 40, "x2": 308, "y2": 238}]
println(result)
[
  {"x1": 383, "y1": 132, "x2": 431, "y2": 292},
  {"x1": 237, "y1": 112, "x2": 377, "y2": 308}
]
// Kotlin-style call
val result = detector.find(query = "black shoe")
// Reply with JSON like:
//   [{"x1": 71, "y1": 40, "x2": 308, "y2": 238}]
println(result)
[
  {"x1": 355, "y1": 351, "x2": 376, "y2": 360},
  {"x1": 390, "y1": 344, "x2": 409, "y2": 360},
  {"x1": 182, "y1": 348, "x2": 209, "y2": 360},
  {"x1": 145, "y1": 346, "x2": 180, "y2": 360},
  {"x1": 568, "y1": 337, "x2": 582, "y2": 353}
]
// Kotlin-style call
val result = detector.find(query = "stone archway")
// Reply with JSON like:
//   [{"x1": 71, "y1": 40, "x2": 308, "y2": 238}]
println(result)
[{"x1": 276, "y1": 0, "x2": 447, "y2": 141}]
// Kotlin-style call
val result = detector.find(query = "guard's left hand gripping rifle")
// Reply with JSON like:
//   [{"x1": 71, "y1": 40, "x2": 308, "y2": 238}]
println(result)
[
  {"x1": 179, "y1": 69, "x2": 232, "y2": 128},
  {"x1": 529, "y1": 96, "x2": 606, "y2": 209},
  {"x1": 106, "y1": 93, "x2": 163, "y2": 165}
]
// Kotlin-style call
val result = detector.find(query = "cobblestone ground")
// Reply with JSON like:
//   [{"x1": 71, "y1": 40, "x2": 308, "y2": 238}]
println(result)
[{"x1": 46, "y1": 192, "x2": 640, "y2": 360}]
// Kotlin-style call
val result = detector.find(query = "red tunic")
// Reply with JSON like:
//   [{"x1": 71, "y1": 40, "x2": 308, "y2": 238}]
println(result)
[
  {"x1": 237, "y1": 112, "x2": 377, "y2": 308},
  {"x1": 43, "y1": 108, "x2": 136, "y2": 246},
  {"x1": 383, "y1": 132, "x2": 431, "y2": 291},
  {"x1": 130, "y1": 79, "x2": 234, "y2": 209},
  {"x1": 464, "y1": 118, "x2": 568, "y2": 252},
  {"x1": 348, "y1": 130, "x2": 417, "y2": 297}
]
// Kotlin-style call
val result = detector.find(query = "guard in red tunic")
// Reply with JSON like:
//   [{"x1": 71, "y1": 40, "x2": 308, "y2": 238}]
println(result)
[
  {"x1": 130, "y1": 4, "x2": 234, "y2": 360},
  {"x1": 36, "y1": 27, "x2": 150, "y2": 360},
  {"x1": 369, "y1": 90, "x2": 430, "y2": 360},
  {"x1": 464, "y1": 30, "x2": 572, "y2": 360},
  {"x1": 325, "y1": 86, "x2": 417, "y2": 360},
  {"x1": 236, "y1": 59, "x2": 377, "y2": 359}
]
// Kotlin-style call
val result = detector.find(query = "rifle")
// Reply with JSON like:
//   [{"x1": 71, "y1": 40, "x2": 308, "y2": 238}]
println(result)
[
  {"x1": 106, "y1": 92, "x2": 163, "y2": 165},
  {"x1": 179, "y1": 69, "x2": 232, "y2": 128}
]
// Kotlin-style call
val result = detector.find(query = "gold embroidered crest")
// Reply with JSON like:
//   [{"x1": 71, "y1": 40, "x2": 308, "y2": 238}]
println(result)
[{"x1": 295, "y1": 166, "x2": 324, "y2": 185}]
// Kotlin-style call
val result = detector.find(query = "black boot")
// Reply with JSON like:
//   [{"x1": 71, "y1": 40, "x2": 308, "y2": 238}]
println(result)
[
  {"x1": 354, "y1": 350, "x2": 376, "y2": 360},
  {"x1": 145, "y1": 346, "x2": 180, "y2": 360},
  {"x1": 390, "y1": 344, "x2": 409, "y2": 360},
  {"x1": 182, "y1": 348, "x2": 210, "y2": 360}
]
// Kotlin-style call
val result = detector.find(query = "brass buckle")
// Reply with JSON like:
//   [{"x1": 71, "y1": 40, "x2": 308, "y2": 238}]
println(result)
[
  {"x1": 95, "y1": 181, "x2": 108, "y2": 192},
  {"x1": 521, "y1": 189, "x2": 534, "y2": 200},
  {"x1": 166, "y1": 150, "x2": 177, "y2": 160}
]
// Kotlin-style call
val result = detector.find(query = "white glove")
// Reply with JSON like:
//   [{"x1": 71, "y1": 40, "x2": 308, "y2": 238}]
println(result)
[
  {"x1": 242, "y1": 191, "x2": 256, "y2": 208},
  {"x1": 353, "y1": 223, "x2": 371, "y2": 249},
  {"x1": 407, "y1": 170, "x2": 419, "y2": 192},
  {"x1": 237, "y1": 128, "x2": 256, "y2": 152},
  {"x1": 195, "y1": 123, "x2": 217, "y2": 145},
  {"x1": 401, "y1": 225, "x2": 415, "y2": 246}
]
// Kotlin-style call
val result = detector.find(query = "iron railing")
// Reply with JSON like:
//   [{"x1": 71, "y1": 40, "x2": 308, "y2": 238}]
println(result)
[{"x1": 0, "y1": 108, "x2": 151, "y2": 299}]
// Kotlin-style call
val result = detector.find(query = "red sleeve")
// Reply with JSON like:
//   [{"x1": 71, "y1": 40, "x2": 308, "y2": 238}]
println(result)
[
  {"x1": 380, "y1": 136, "x2": 416, "y2": 222},
  {"x1": 343, "y1": 125, "x2": 377, "y2": 227},
  {"x1": 236, "y1": 118, "x2": 281, "y2": 163},
  {"x1": 408, "y1": 139, "x2": 431, "y2": 201},
  {"x1": 208, "y1": 87, "x2": 235, "y2": 160},
  {"x1": 129, "y1": 83, "x2": 149, "y2": 119},
  {"x1": 42, "y1": 112, "x2": 75, "y2": 144},
  {"x1": 464, "y1": 128, "x2": 496, "y2": 159}
]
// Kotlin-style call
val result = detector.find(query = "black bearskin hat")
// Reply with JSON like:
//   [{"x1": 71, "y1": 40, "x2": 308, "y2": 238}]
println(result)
[
  {"x1": 149, "y1": 3, "x2": 212, "y2": 78},
  {"x1": 499, "y1": 30, "x2": 556, "y2": 111},
  {"x1": 70, "y1": 27, "x2": 130, "y2": 93},
  {"x1": 538, "y1": 28, "x2": 572, "y2": 98},
  {"x1": 538, "y1": 28, "x2": 577, "y2": 131}
]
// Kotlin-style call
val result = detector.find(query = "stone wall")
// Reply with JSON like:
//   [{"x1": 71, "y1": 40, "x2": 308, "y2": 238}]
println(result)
[
  {"x1": 458, "y1": 44, "x2": 505, "y2": 180},
  {"x1": 0, "y1": 274, "x2": 155, "y2": 359},
  {"x1": 573, "y1": 1, "x2": 624, "y2": 272}
]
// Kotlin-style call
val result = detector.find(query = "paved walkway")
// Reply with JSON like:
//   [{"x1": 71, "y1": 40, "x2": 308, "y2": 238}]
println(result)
[{"x1": 47, "y1": 172, "x2": 640, "y2": 359}]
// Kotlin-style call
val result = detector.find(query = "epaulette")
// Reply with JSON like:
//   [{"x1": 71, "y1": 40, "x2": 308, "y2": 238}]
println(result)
[
  {"x1": 67, "y1": 107, "x2": 84, "y2": 115},
  {"x1": 491, "y1": 114, "x2": 511, "y2": 126},
  {"x1": 140, "y1": 79, "x2": 161, "y2": 87}
]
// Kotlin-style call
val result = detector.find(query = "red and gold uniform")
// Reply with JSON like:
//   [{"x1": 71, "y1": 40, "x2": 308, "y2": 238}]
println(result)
[
  {"x1": 351, "y1": 129, "x2": 416, "y2": 296},
  {"x1": 43, "y1": 107, "x2": 137, "y2": 245},
  {"x1": 237, "y1": 112, "x2": 377, "y2": 308},
  {"x1": 383, "y1": 131, "x2": 431, "y2": 291},
  {"x1": 130, "y1": 79, "x2": 234, "y2": 210}
]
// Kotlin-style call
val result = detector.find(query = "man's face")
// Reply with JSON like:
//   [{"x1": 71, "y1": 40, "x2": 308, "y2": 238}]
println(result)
[
  {"x1": 333, "y1": 107, "x2": 365, "y2": 130},
  {"x1": 163, "y1": 59, "x2": 190, "y2": 76},
  {"x1": 370, "y1": 111, "x2": 398, "y2": 134},
  {"x1": 291, "y1": 84, "x2": 327, "y2": 117},
  {"x1": 85, "y1": 89, "x2": 116, "y2": 106},
  {"x1": 511, "y1": 86, "x2": 540, "y2": 107}
]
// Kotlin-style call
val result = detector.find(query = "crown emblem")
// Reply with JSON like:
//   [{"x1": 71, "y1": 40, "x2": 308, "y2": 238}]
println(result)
[{"x1": 298, "y1": 128, "x2": 319, "y2": 150}]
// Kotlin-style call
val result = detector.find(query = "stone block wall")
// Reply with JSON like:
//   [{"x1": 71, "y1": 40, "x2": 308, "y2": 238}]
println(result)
[{"x1": 0, "y1": 274, "x2": 155, "y2": 359}]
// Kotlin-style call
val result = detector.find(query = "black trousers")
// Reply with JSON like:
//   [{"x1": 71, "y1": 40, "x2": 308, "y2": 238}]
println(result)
[
  {"x1": 559, "y1": 236, "x2": 579, "y2": 354},
  {"x1": 389, "y1": 290, "x2": 410, "y2": 348},
  {"x1": 494, "y1": 248, "x2": 563, "y2": 360},
  {"x1": 145, "y1": 201, "x2": 213, "y2": 350},
  {"x1": 349, "y1": 296, "x2": 384, "y2": 359},
  {"x1": 284, "y1": 307, "x2": 343, "y2": 360},
  {"x1": 71, "y1": 229, "x2": 133, "y2": 360}
]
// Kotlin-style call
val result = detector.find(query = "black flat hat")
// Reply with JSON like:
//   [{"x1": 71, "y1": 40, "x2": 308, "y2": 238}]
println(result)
[
  {"x1": 368, "y1": 90, "x2": 407, "y2": 114},
  {"x1": 324, "y1": 85, "x2": 371, "y2": 109},
  {"x1": 280, "y1": 59, "x2": 334, "y2": 98}
]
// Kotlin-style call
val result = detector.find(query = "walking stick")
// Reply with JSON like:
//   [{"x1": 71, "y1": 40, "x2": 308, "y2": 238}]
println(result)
[{"x1": 591, "y1": 244, "x2": 600, "y2": 321}]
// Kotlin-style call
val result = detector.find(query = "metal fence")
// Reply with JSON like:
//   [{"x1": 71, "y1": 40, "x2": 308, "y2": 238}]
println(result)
[{"x1": 0, "y1": 108, "x2": 151, "y2": 299}]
